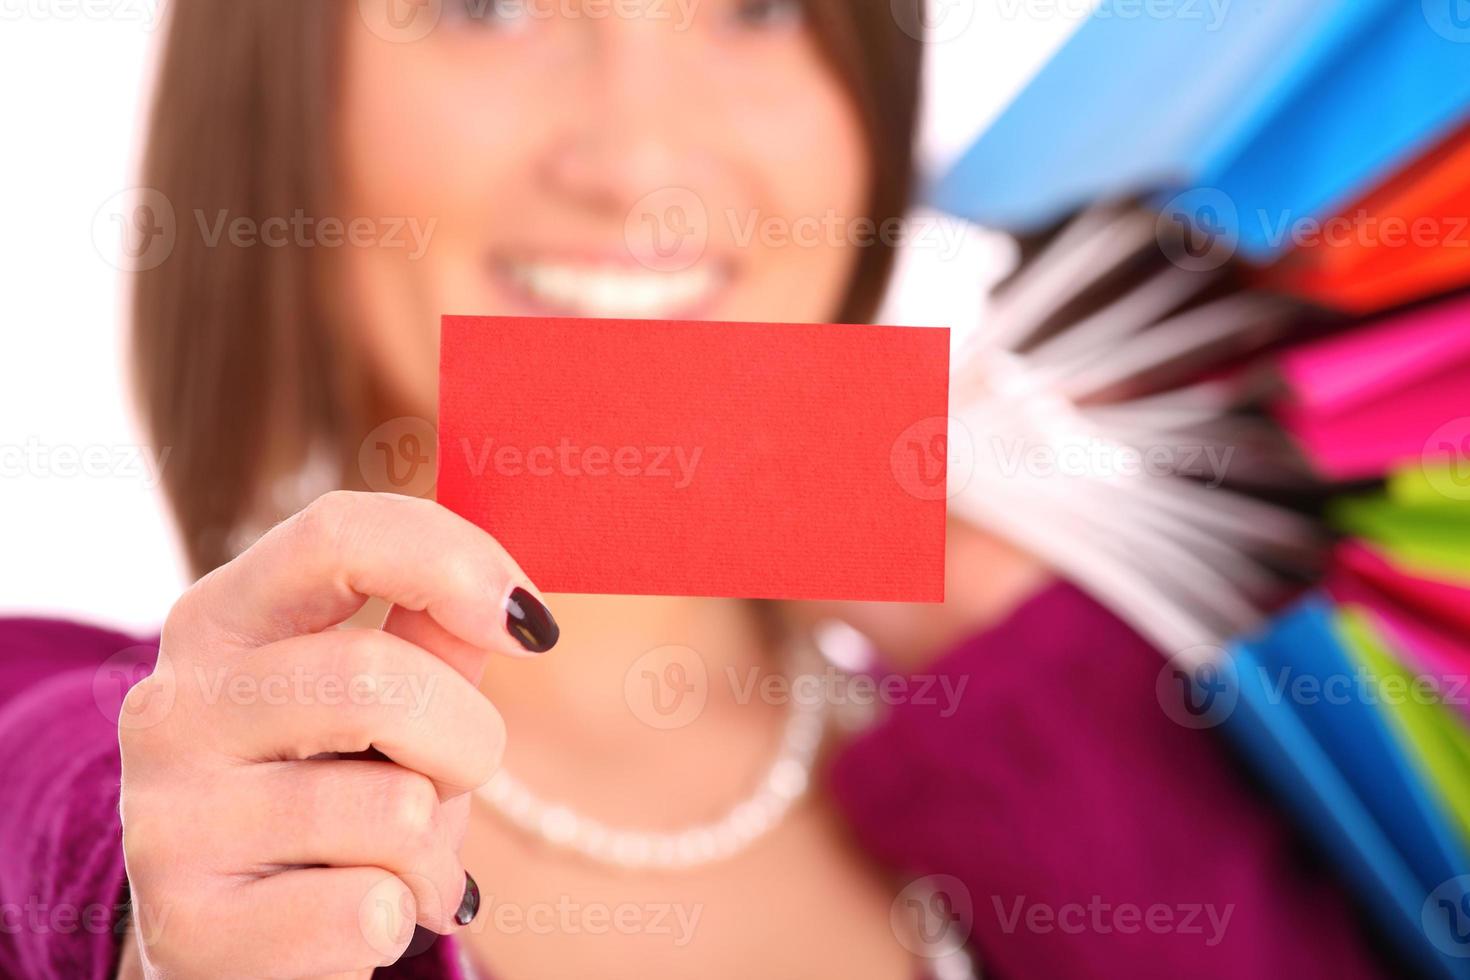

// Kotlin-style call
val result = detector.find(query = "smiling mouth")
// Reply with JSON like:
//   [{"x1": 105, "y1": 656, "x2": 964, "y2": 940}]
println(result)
[{"x1": 494, "y1": 257, "x2": 728, "y2": 319}]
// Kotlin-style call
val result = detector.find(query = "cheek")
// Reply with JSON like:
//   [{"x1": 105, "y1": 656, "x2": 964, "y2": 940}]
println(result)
[
  {"x1": 336, "y1": 34, "x2": 533, "y2": 231},
  {"x1": 718, "y1": 60, "x2": 873, "y2": 321},
  {"x1": 327, "y1": 30, "x2": 545, "y2": 415},
  {"x1": 755, "y1": 81, "x2": 868, "y2": 216}
]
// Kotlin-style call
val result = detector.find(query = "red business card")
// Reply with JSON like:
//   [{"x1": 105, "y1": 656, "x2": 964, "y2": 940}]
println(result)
[{"x1": 437, "y1": 316, "x2": 949, "y2": 601}]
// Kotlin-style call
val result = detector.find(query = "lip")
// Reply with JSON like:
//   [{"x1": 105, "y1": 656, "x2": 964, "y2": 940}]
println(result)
[{"x1": 488, "y1": 252, "x2": 732, "y2": 320}]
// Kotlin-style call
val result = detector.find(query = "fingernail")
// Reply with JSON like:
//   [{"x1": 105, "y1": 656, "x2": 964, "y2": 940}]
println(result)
[
  {"x1": 455, "y1": 871, "x2": 480, "y2": 926},
  {"x1": 504, "y1": 587, "x2": 559, "y2": 653}
]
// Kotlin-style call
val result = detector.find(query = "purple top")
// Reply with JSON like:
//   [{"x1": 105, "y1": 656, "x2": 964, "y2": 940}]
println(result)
[{"x1": 0, "y1": 583, "x2": 1389, "y2": 979}]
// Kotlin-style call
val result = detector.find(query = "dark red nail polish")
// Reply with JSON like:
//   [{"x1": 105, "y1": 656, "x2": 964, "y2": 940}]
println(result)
[
  {"x1": 505, "y1": 588, "x2": 559, "y2": 653},
  {"x1": 455, "y1": 871, "x2": 480, "y2": 926}
]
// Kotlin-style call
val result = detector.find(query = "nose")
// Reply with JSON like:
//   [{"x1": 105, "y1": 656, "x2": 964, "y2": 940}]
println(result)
[{"x1": 541, "y1": 17, "x2": 710, "y2": 216}]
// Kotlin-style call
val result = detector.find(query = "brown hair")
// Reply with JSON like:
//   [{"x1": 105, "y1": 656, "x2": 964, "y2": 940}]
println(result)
[{"x1": 133, "y1": 0, "x2": 925, "y2": 576}]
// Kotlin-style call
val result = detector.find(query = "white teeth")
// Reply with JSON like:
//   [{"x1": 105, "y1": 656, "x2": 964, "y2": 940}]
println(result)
[{"x1": 507, "y1": 261, "x2": 718, "y2": 318}]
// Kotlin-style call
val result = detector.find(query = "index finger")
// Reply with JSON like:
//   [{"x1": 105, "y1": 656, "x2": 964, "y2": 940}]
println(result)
[{"x1": 171, "y1": 491, "x2": 559, "y2": 661}]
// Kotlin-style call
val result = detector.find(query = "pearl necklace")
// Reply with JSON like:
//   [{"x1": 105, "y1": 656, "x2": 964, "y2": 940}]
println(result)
[{"x1": 475, "y1": 632, "x2": 832, "y2": 871}]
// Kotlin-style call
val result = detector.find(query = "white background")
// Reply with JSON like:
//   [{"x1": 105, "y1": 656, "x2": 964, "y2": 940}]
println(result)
[{"x1": 0, "y1": 1, "x2": 1093, "y2": 630}]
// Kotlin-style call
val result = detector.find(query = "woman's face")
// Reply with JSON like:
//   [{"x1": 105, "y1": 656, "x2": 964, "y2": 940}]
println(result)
[{"x1": 335, "y1": 0, "x2": 872, "y2": 418}]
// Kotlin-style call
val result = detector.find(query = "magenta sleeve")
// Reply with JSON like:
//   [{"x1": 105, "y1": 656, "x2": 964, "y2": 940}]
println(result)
[
  {"x1": 825, "y1": 583, "x2": 1392, "y2": 979},
  {"x1": 0, "y1": 619, "x2": 144, "y2": 979}
]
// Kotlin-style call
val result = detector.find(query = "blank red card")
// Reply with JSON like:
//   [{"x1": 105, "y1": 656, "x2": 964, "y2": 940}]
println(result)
[{"x1": 437, "y1": 316, "x2": 949, "y2": 601}]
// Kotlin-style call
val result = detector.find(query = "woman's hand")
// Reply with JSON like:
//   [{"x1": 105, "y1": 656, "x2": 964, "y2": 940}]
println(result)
[{"x1": 115, "y1": 491, "x2": 557, "y2": 979}]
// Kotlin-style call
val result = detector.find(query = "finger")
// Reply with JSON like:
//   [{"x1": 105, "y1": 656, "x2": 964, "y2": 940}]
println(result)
[
  {"x1": 382, "y1": 605, "x2": 488, "y2": 685},
  {"x1": 215, "y1": 760, "x2": 470, "y2": 934},
  {"x1": 186, "y1": 867, "x2": 421, "y2": 978},
  {"x1": 203, "y1": 629, "x2": 505, "y2": 795},
  {"x1": 172, "y1": 491, "x2": 559, "y2": 660}
]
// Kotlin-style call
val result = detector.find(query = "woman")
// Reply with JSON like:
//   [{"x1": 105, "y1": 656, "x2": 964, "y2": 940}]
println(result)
[{"x1": 0, "y1": 1, "x2": 1394, "y2": 978}]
